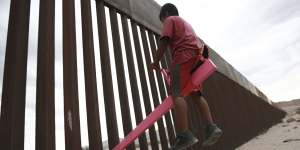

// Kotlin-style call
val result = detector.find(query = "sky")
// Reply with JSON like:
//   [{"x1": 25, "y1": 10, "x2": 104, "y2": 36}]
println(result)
[
  {"x1": 0, "y1": 0, "x2": 300, "y2": 149},
  {"x1": 155, "y1": 0, "x2": 300, "y2": 102}
]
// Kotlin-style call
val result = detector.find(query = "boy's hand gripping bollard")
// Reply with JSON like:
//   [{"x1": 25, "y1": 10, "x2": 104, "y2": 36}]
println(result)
[{"x1": 113, "y1": 59, "x2": 217, "y2": 150}]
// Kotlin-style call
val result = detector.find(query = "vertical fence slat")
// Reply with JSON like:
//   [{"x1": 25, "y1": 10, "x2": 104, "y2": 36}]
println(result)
[
  {"x1": 109, "y1": 8, "x2": 135, "y2": 150},
  {"x1": 35, "y1": 0, "x2": 55, "y2": 149},
  {"x1": 80, "y1": 0, "x2": 103, "y2": 149},
  {"x1": 121, "y1": 15, "x2": 149, "y2": 150},
  {"x1": 139, "y1": 27, "x2": 168, "y2": 149},
  {"x1": 95, "y1": 1, "x2": 120, "y2": 149},
  {"x1": 131, "y1": 21, "x2": 159, "y2": 150},
  {"x1": 148, "y1": 31, "x2": 176, "y2": 144},
  {"x1": 63, "y1": 0, "x2": 82, "y2": 149},
  {"x1": 0, "y1": 0, "x2": 31, "y2": 149}
]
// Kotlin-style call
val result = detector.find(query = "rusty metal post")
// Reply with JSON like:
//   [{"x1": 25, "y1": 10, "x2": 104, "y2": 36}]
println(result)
[
  {"x1": 131, "y1": 21, "x2": 159, "y2": 150},
  {"x1": 35, "y1": 0, "x2": 56, "y2": 149},
  {"x1": 95, "y1": 1, "x2": 119, "y2": 149},
  {"x1": 148, "y1": 31, "x2": 176, "y2": 144},
  {"x1": 139, "y1": 27, "x2": 168, "y2": 149},
  {"x1": 0, "y1": 0, "x2": 31, "y2": 149},
  {"x1": 109, "y1": 8, "x2": 135, "y2": 150},
  {"x1": 63, "y1": 0, "x2": 82, "y2": 149},
  {"x1": 80, "y1": 0, "x2": 103, "y2": 149},
  {"x1": 121, "y1": 15, "x2": 149, "y2": 150}
]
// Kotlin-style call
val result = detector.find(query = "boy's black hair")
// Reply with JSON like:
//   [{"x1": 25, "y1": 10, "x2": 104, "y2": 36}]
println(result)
[{"x1": 159, "y1": 3, "x2": 179, "y2": 21}]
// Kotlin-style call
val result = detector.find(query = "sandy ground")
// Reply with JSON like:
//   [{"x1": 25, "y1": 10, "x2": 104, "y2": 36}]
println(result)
[{"x1": 236, "y1": 106, "x2": 300, "y2": 150}]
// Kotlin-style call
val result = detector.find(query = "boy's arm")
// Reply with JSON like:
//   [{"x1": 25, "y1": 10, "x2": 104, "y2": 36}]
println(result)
[{"x1": 150, "y1": 37, "x2": 169, "y2": 70}]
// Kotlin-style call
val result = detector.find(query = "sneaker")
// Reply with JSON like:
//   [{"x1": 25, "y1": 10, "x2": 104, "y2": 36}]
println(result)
[
  {"x1": 202, "y1": 124, "x2": 223, "y2": 146},
  {"x1": 170, "y1": 130, "x2": 199, "y2": 150}
]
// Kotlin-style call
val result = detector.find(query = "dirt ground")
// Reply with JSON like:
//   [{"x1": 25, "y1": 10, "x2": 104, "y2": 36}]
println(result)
[{"x1": 236, "y1": 106, "x2": 300, "y2": 150}]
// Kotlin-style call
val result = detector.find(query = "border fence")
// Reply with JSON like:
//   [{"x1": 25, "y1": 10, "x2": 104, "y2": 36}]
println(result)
[{"x1": 0, "y1": 0, "x2": 286, "y2": 149}]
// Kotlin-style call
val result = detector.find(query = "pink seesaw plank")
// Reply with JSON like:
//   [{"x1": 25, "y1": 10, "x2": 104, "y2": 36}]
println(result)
[
  {"x1": 112, "y1": 96, "x2": 174, "y2": 150},
  {"x1": 113, "y1": 58, "x2": 217, "y2": 150},
  {"x1": 192, "y1": 59, "x2": 217, "y2": 85},
  {"x1": 181, "y1": 59, "x2": 217, "y2": 96}
]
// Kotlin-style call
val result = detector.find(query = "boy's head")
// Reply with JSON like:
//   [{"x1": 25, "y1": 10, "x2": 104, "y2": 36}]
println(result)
[{"x1": 159, "y1": 3, "x2": 179, "y2": 22}]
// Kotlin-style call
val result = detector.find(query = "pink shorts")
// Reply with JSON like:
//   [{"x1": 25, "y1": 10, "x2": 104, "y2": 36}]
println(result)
[{"x1": 170, "y1": 56, "x2": 203, "y2": 97}]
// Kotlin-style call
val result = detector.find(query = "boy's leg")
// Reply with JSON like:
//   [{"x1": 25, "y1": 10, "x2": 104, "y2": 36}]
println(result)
[
  {"x1": 190, "y1": 92, "x2": 214, "y2": 124},
  {"x1": 173, "y1": 96, "x2": 189, "y2": 132},
  {"x1": 171, "y1": 96, "x2": 198, "y2": 150},
  {"x1": 171, "y1": 63, "x2": 189, "y2": 132},
  {"x1": 170, "y1": 64, "x2": 198, "y2": 149},
  {"x1": 190, "y1": 91, "x2": 223, "y2": 146}
]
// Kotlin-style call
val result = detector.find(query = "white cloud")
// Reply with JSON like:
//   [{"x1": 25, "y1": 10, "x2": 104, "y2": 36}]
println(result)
[{"x1": 263, "y1": 64, "x2": 300, "y2": 101}]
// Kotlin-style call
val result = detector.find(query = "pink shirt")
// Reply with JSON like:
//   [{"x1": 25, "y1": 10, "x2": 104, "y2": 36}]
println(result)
[{"x1": 161, "y1": 16, "x2": 204, "y2": 65}]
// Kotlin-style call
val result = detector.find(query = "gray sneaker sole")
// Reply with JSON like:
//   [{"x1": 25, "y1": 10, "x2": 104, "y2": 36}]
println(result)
[
  {"x1": 202, "y1": 129, "x2": 223, "y2": 146},
  {"x1": 170, "y1": 138, "x2": 199, "y2": 150}
]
